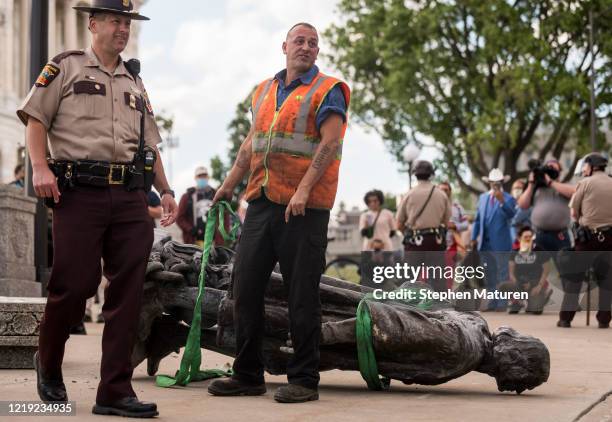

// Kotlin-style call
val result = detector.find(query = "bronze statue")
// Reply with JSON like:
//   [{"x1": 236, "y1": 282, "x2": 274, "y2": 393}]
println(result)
[{"x1": 133, "y1": 239, "x2": 549, "y2": 394}]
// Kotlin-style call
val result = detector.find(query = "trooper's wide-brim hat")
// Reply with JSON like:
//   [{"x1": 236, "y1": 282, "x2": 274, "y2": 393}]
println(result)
[
  {"x1": 482, "y1": 168, "x2": 511, "y2": 183},
  {"x1": 74, "y1": 0, "x2": 150, "y2": 21}
]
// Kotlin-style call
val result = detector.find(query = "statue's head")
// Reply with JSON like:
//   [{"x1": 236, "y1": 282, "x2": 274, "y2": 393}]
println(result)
[{"x1": 489, "y1": 326, "x2": 550, "y2": 394}]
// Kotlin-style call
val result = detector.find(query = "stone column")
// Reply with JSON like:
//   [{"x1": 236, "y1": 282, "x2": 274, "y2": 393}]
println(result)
[
  {"x1": 2, "y1": 0, "x2": 14, "y2": 97},
  {"x1": 47, "y1": 0, "x2": 56, "y2": 57},
  {"x1": 19, "y1": 0, "x2": 30, "y2": 96},
  {"x1": 0, "y1": 186, "x2": 39, "y2": 297},
  {"x1": 64, "y1": 0, "x2": 77, "y2": 50}
]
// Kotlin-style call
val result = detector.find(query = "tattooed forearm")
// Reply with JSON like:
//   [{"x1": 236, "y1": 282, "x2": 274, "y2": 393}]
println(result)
[
  {"x1": 296, "y1": 141, "x2": 338, "y2": 191},
  {"x1": 236, "y1": 148, "x2": 251, "y2": 169},
  {"x1": 312, "y1": 142, "x2": 336, "y2": 170}
]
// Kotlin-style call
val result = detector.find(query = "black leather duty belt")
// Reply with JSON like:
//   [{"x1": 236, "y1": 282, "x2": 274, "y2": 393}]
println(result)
[{"x1": 49, "y1": 159, "x2": 132, "y2": 187}]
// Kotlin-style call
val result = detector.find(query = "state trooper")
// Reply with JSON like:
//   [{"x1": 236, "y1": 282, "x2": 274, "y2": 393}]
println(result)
[
  {"x1": 17, "y1": 0, "x2": 177, "y2": 417},
  {"x1": 558, "y1": 153, "x2": 612, "y2": 328},
  {"x1": 396, "y1": 160, "x2": 451, "y2": 292}
]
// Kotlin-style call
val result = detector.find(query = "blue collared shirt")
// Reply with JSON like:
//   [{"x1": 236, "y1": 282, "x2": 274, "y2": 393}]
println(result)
[{"x1": 273, "y1": 65, "x2": 347, "y2": 131}]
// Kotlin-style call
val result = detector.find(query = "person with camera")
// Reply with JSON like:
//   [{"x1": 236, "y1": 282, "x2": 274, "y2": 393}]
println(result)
[
  {"x1": 396, "y1": 160, "x2": 451, "y2": 292},
  {"x1": 17, "y1": 1, "x2": 177, "y2": 417},
  {"x1": 517, "y1": 159, "x2": 575, "y2": 251},
  {"x1": 359, "y1": 189, "x2": 396, "y2": 251},
  {"x1": 558, "y1": 153, "x2": 612, "y2": 328}
]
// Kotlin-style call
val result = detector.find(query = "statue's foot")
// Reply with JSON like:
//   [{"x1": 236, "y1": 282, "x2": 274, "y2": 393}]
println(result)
[{"x1": 557, "y1": 320, "x2": 571, "y2": 328}]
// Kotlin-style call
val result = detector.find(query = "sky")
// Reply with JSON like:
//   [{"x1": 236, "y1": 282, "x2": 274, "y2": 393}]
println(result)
[{"x1": 136, "y1": 0, "x2": 438, "y2": 210}]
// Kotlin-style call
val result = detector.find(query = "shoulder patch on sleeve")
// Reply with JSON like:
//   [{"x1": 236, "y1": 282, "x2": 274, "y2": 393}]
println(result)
[
  {"x1": 51, "y1": 50, "x2": 84, "y2": 64},
  {"x1": 35, "y1": 63, "x2": 60, "y2": 87}
]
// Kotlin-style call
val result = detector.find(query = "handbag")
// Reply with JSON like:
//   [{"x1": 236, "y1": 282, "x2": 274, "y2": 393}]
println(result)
[{"x1": 363, "y1": 210, "x2": 382, "y2": 239}]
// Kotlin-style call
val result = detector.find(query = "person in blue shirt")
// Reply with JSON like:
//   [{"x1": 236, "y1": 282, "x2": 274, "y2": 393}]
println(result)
[{"x1": 471, "y1": 168, "x2": 517, "y2": 311}]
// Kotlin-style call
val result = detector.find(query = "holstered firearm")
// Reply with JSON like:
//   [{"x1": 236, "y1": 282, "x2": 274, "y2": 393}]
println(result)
[{"x1": 572, "y1": 221, "x2": 592, "y2": 244}]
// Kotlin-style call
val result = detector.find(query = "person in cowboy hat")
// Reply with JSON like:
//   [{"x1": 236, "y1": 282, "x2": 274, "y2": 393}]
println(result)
[
  {"x1": 18, "y1": 0, "x2": 175, "y2": 417},
  {"x1": 471, "y1": 168, "x2": 517, "y2": 311}
]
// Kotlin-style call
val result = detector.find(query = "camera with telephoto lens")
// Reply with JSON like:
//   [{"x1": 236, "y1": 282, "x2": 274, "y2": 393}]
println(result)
[{"x1": 527, "y1": 159, "x2": 559, "y2": 189}]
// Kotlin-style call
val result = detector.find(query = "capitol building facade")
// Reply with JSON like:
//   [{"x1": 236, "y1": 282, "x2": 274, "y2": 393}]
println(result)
[{"x1": 0, "y1": 0, "x2": 143, "y2": 183}]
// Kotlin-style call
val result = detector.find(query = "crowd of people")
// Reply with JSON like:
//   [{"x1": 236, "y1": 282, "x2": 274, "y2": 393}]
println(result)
[{"x1": 358, "y1": 156, "x2": 612, "y2": 329}]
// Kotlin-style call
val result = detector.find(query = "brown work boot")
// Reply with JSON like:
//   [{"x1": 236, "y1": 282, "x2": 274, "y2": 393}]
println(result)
[
  {"x1": 208, "y1": 378, "x2": 266, "y2": 396},
  {"x1": 274, "y1": 384, "x2": 319, "y2": 403}
]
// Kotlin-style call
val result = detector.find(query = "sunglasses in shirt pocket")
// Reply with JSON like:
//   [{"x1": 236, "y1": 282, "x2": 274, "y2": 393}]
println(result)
[{"x1": 73, "y1": 80, "x2": 107, "y2": 116}]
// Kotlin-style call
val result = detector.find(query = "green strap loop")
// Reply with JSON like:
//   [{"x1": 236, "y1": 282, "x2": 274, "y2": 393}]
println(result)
[
  {"x1": 355, "y1": 299, "x2": 390, "y2": 391},
  {"x1": 156, "y1": 201, "x2": 238, "y2": 388}
]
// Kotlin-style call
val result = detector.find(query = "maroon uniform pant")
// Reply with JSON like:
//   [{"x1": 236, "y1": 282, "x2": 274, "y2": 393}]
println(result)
[
  {"x1": 559, "y1": 232, "x2": 612, "y2": 325},
  {"x1": 404, "y1": 234, "x2": 446, "y2": 292},
  {"x1": 38, "y1": 185, "x2": 153, "y2": 405}
]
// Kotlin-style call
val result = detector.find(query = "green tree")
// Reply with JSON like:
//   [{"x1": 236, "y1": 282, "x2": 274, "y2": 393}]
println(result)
[
  {"x1": 383, "y1": 192, "x2": 398, "y2": 212},
  {"x1": 154, "y1": 112, "x2": 174, "y2": 152},
  {"x1": 210, "y1": 87, "x2": 255, "y2": 196},
  {"x1": 326, "y1": 0, "x2": 612, "y2": 194}
]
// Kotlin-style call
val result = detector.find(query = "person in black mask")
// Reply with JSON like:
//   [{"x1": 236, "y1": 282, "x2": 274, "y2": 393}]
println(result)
[{"x1": 177, "y1": 166, "x2": 217, "y2": 246}]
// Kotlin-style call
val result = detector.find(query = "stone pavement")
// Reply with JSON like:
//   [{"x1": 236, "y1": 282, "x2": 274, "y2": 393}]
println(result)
[{"x1": 0, "y1": 312, "x2": 610, "y2": 422}]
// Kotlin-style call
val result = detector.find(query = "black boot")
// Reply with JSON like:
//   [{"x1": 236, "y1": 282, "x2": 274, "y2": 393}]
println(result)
[
  {"x1": 208, "y1": 378, "x2": 266, "y2": 396},
  {"x1": 34, "y1": 352, "x2": 68, "y2": 402},
  {"x1": 92, "y1": 397, "x2": 158, "y2": 418},
  {"x1": 274, "y1": 384, "x2": 319, "y2": 403}
]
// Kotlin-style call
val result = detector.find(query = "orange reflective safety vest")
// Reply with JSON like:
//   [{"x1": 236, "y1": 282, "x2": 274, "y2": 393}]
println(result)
[{"x1": 244, "y1": 71, "x2": 351, "y2": 210}]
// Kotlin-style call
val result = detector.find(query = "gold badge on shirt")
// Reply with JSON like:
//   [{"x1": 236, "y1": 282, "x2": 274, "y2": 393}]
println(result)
[{"x1": 35, "y1": 63, "x2": 60, "y2": 87}]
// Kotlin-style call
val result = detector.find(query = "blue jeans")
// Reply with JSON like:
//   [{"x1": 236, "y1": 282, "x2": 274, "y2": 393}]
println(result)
[
  {"x1": 535, "y1": 229, "x2": 571, "y2": 252},
  {"x1": 480, "y1": 244, "x2": 510, "y2": 310}
]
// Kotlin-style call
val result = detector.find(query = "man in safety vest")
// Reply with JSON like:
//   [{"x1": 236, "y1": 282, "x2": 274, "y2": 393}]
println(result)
[{"x1": 209, "y1": 22, "x2": 350, "y2": 403}]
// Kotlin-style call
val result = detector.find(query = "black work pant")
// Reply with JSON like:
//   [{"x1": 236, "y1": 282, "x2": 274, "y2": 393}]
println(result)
[
  {"x1": 38, "y1": 185, "x2": 153, "y2": 405},
  {"x1": 231, "y1": 195, "x2": 329, "y2": 389},
  {"x1": 404, "y1": 234, "x2": 446, "y2": 292}
]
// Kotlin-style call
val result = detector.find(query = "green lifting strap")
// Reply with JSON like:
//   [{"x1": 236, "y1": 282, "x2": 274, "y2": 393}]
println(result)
[
  {"x1": 355, "y1": 299, "x2": 391, "y2": 391},
  {"x1": 156, "y1": 201, "x2": 240, "y2": 388},
  {"x1": 355, "y1": 285, "x2": 436, "y2": 391}
]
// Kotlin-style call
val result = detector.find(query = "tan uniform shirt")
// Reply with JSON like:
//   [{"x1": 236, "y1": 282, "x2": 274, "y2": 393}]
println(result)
[
  {"x1": 17, "y1": 47, "x2": 161, "y2": 163},
  {"x1": 570, "y1": 171, "x2": 612, "y2": 229},
  {"x1": 396, "y1": 181, "x2": 451, "y2": 230}
]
